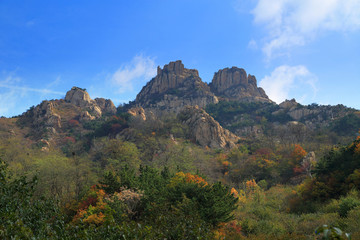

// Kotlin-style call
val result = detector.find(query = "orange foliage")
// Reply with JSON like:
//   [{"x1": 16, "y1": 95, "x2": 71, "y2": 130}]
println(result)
[
  {"x1": 215, "y1": 220, "x2": 242, "y2": 239},
  {"x1": 169, "y1": 172, "x2": 208, "y2": 187},
  {"x1": 72, "y1": 185, "x2": 109, "y2": 225},
  {"x1": 291, "y1": 144, "x2": 307, "y2": 162},
  {"x1": 246, "y1": 179, "x2": 259, "y2": 193},
  {"x1": 184, "y1": 172, "x2": 208, "y2": 186},
  {"x1": 230, "y1": 188, "x2": 239, "y2": 198},
  {"x1": 222, "y1": 161, "x2": 231, "y2": 168}
]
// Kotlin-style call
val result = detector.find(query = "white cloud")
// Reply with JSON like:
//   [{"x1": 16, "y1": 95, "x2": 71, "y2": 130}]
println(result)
[
  {"x1": 259, "y1": 65, "x2": 317, "y2": 103},
  {"x1": 251, "y1": 0, "x2": 360, "y2": 59},
  {"x1": 111, "y1": 55, "x2": 157, "y2": 93}
]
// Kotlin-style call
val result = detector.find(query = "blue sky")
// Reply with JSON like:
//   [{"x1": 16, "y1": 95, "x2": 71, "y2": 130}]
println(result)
[{"x1": 1, "y1": 0, "x2": 360, "y2": 117}]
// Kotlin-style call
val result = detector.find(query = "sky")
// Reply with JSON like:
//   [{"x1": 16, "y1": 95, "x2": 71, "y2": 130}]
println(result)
[{"x1": 1, "y1": 0, "x2": 360, "y2": 117}]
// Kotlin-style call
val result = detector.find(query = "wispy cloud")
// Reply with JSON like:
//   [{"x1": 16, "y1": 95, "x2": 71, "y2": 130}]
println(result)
[
  {"x1": 251, "y1": 0, "x2": 360, "y2": 60},
  {"x1": 111, "y1": 55, "x2": 157, "y2": 93},
  {"x1": 0, "y1": 72, "x2": 64, "y2": 117},
  {"x1": 259, "y1": 65, "x2": 317, "y2": 104},
  {"x1": 0, "y1": 83, "x2": 64, "y2": 95},
  {"x1": 0, "y1": 89, "x2": 17, "y2": 117}
]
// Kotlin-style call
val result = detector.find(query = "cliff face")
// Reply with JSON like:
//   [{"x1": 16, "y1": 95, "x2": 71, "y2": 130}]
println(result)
[
  {"x1": 134, "y1": 61, "x2": 272, "y2": 114},
  {"x1": 134, "y1": 60, "x2": 218, "y2": 113},
  {"x1": 179, "y1": 106, "x2": 239, "y2": 149},
  {"x1": 210, "y1": 67, "x2": 271, "y2": 103}
]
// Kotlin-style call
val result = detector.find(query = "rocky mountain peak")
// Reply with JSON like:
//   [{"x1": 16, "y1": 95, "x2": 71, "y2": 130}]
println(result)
[
  {"x1": 65, "y1": 87, "x2": 116, "y2": 118},
  {"x1": 134, "y1": 61, "x2": 218, "y2": 113},
  {"x1": 65, "y1": 87, "x2": 92, "y2": 107},
  {"x1": 160, "y1": 60, "x2": 187, "y2": 76},
  {"x1": 210, "y1": 67, "x2": 271, "y2": 103}
]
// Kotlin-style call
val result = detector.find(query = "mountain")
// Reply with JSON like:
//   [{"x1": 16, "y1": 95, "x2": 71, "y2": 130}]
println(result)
[
  {"x1": 209, "y1": 66, "x2": 271, "y2": 103},
  {"x1": 1, "y1": 60, "x2": 359, "y2": 153},
  {"x1": 134, "y1": 60, "x2": 218, "y2": 113}
]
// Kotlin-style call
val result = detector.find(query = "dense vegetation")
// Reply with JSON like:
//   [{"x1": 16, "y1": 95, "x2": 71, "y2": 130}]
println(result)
[{"x1": 1, "y1": 101, "x2": 360, "y2": 239}]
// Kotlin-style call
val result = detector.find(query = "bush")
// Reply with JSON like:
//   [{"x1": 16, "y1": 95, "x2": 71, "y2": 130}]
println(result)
[{"x1": 338, "y1": 193, "x2": 360, "y2": 217}]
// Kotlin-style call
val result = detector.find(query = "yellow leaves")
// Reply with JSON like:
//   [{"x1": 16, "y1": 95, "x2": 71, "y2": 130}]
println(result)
[{"x1": 83, "y1": 212, "x2": 105, "y2": 225}]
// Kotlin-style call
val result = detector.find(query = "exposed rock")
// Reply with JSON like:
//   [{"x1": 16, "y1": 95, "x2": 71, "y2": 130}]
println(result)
[
  {"x1": 178, "y1": 106, "x2": 239, "y2": 149},
  {"x1": 288, "y1": 108, "x2": 317, "y2": 121},
  {"x1": 279, "y1": 99, "x2": 299, "y2": 110},
  {"x1": 41, "y1": 147, "x2": 49, "y2": 152},
  {"x1": 95, "y1": 98, "x2": 117, "y2": 115},
  {"x1": 65, "y1": 87, "x2": 92, "y2": 108},
  {"x1": 235, "y1": 125, "x2": 263, "y2": 138},
  {"x1": 128, "y1": 107, "x2": 147, "y2": 121},
  {"x1": 65, "y1": 87, "x2": 116, "y2": 118},
  {"x1": 134, "y1": 60, "x2": 218, "y2": 113},
  {"x1": 210, "y1": 67, "x2": 271, "y2": 103},
  {"x1": 80, "y1": 111, "x2": 96, "y2": 121},
  {"x1": 32, "y1": 101, "x2": 62, "y2": 130},
  {"x1": 40, "y1": 139, "x2": 50, "y2": 147}
]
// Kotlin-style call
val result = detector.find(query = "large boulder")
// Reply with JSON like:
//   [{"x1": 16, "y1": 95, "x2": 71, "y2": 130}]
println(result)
[{"x1": 178, "y1": 106, "x2": 239, "y2": 149}]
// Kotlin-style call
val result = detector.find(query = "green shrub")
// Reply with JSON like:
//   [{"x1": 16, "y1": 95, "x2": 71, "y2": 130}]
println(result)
[{"x1": 338, "y1": 194, "x2": 360, "y2": 217}]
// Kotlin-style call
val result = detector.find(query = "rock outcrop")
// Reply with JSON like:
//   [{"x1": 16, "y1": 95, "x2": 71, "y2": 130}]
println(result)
[
  {"x1": 178, "y1": 106, "x2": 239, "y2": 149},
  {"x1": 127, "y1": 107, "x2": 148, "y2": 121},
  {"x1": 32, "y1": 101, "x2": 62, "y2": 132},
  {"x1": 134, "y1": 61, "x2": 218, "y2": 113},
  {"x1": 210, "y1": 67, "x2": 271, "y2": 102},
  {"x1": 279, "y1": 99, "x2": 299, "y2": 110},
  {"x1": 65, "y1": 87, "x2": 116, "y2": 119}
]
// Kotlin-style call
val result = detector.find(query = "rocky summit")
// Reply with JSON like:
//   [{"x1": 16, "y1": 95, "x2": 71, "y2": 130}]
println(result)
[
  {"x1": 65, "y1": 87, "x2": 117, "y2": 118},
  {"x1": 209, "y1": 67, "x2": 271, "y2": 103},
  {"x1": 134, "y1": 60, "x2": 218, "y2": 113},
  {"x1": 133, "y1": 61, "x2": 272, "y2": 114}
]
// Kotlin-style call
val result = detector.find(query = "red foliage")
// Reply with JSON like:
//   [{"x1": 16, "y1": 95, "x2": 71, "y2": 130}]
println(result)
[
  {"x1": 110, "y1": 123, "x2": 122, "y2": 133},
  {"x1": 78, "y1": 196, "x2": 98, "y2": 210},
  {"x1": 254, "y1": 148, "x2": 273, "y2": 158},
  {"x1": 68, "y1": 119, "x2": 80, "y2": 127},
  {"x1": 64, "y1": 136, "x2": 76, "y2": 144}
]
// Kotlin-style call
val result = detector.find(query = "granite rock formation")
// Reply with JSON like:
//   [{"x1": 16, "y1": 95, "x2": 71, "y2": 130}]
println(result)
[
  {"x1": 32, "y1": 101, "x2": 62, "y2": 132},
  {"x1": 134, "y1": 61, "x2": 218, "y2": 113},
  {"x1": 179, "y1": 106, "x2": 239, "y2": 149},
  {"x1": 210, "y1": 67, "x2": 271, "y2": 102},
  {"x1": 65, "y1": 87, "x2": 117, "y2": 118}
]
